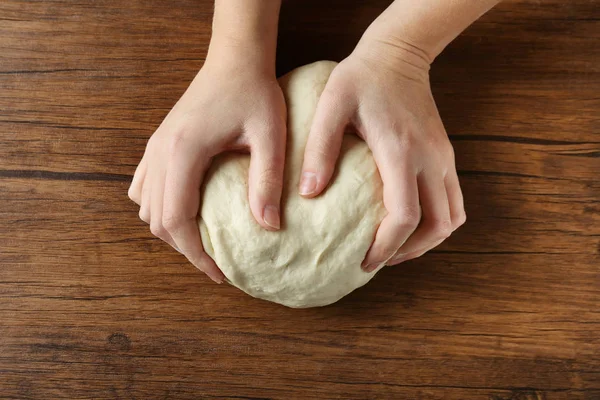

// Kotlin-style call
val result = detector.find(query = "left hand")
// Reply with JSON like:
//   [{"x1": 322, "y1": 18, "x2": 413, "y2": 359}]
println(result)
[{"x1": 298, "y1": 40, "x2": 466, "y2": 271}]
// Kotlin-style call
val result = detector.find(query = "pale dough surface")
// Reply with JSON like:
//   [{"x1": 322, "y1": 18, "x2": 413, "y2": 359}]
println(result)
[{"x1": 199, "y1": 61, "x2": 385, "y2": 308}]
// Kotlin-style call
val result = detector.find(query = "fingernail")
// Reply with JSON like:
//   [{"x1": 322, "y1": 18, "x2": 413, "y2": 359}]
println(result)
[
  {"x1": 208, "y1": 272, "x2": 225, "y2": 284},
  {"x1": 362, "y1": 262, "x2": 381, "y2": 273},
  {"x1": 263, "y1": 205, "x2": 280, "y2": 230},
  {"x1": 299, "y1": 172, "x2": 317, "y2": 196},
  {"x1": 197, "y1": 266, "x2": 223, "y2": 284}
]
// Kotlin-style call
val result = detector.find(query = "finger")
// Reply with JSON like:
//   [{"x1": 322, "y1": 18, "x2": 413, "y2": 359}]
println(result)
[
  {"x1": 247, "y1": 123, "x2": 286, "y2": 231},
  {"x1": 168, "y1": 219, "x2": 222, "y2": 283},
  {"x1": 361, "y1": 140, "x2": 420, "y2": 272},
  {"x1": 149, "y1": 169, "x2": 178, "y2": 251},
  {"x1": 393, "y1": 169, "x2": 453, "y2": 258},
  {"x1": 138, "y1": 175, "x2": 152, "y2": 224},
  {"x1": 445, "y1": 167, "x2": 467, "y2": 229},
  {"x1": 128, "y1": 155, "x2": 147, "y2": 205},
  {"x1": 387, "y1": 167, "x2": 463, "y2": 266},
  {"x1": 162, "y1": 146, "x2": 225, "y2": 284},
  {"x1": 299, "y1": 86, "x2": 355, "y2": 198},
  {"x1": 387, "y1": 238, "x2": 444, "y2": 266}
]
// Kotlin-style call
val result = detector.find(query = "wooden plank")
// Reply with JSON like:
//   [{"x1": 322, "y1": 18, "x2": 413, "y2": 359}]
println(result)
[{"x1": 1, "y1": 0, "x2": 599, "y2": 399}]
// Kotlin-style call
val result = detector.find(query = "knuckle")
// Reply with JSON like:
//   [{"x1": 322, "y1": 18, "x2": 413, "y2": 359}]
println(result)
[
  {"x1": 167, "y1": 127, "x2": 191, "y2": 154},
  {"x1": 440, "y1": 145, "x2": 456, "y2": 174},
  {"x1": 391, "y1": 207, "x2": 421, "y2": 231},
  {"x1": 396, "y1": 134, "x2": 415, "y2": 151},
  {"x1": 305, "y1": 139, "x2": 333, "y2": 162},
  {"x1": 423, "y1": 129, "x2": 452, "y2": 155},
  {"x1": 138, "y1": 208, "x2": 150, "y2": 223},
  {"x1": 376, "y1": 133, "x2": 407, "y2": 155},
  {"x1": 162, "y1": 213, "x2": 185, "y2": 232},
  {"x1": 431, "y1": 218, "x2": 453, "y2": 239},
  {"x1": 424, "y1": 131, "x2": 444, "y2": 148},
  {"x1": 454, "y1": 210, "x2": 467, "y2": 228},
  {"x1": 258, "y1": 167, "x2": 283, "y2": 191},
  {"x1": 321, "y1": 84, "x2": 347, "y2": 107},
  {"x1": 150, "y1": 222, "x2": 166, "y2": 238},
  {"x1": 128, "y1": 186, "x2": 138, "y2": 203},
  {"x1": 145, "y1": 135, "x2": 156, "y2": 151}
]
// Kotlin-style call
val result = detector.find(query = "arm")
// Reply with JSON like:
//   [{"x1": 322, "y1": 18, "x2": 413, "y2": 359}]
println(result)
[
  {"x1": 129, "y1": 0, "x2": 285, "y2": 283},
  {"x1": 300, "y1": 1, "x2": 500, "y2": 271},
  {"x1": 208, "y1": 0, "x2": 281, "y2": 74},
  {"x1": 358, "y1": 0, "x2": 501, "y2": 65}
]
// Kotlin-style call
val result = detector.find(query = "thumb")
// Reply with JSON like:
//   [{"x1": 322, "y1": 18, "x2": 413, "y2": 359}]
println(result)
[
  {"x1": 248, "y1": 123, "x2": 286, "y2": 231},
  {"x1": 300, "y1": 87, "x2": 355, "y2": 198}
]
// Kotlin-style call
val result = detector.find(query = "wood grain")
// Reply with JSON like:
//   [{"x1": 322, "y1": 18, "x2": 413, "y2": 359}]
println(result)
[{"x1": 1, "y1": 0, "x2": 599, "y2": 399}]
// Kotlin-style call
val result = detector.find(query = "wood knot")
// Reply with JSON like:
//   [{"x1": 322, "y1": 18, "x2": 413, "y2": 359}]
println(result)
[{"x1": 107, "y1": 332, "x2": 131, "y2": 351}]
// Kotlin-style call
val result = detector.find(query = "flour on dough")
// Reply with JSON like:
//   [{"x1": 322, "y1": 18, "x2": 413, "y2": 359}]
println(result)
[{"x1": 199, "y1": 61, "x2": 385, "y2": 308}]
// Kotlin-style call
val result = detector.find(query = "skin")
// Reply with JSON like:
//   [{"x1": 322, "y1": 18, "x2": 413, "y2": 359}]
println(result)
[
  {"x1": 128, "y1": 0, "x2": 284, "y2": 283},
  {"x1": 301, "y1": 0, "x2": 501, "y2": 270},
  {"x1": 129, "y1": 0, "x2": 501, "y2": 282}
]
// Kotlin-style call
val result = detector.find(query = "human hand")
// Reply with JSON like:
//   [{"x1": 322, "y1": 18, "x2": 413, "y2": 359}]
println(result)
[
  {"x1": 299, "y1": 40, "x2": 466, "y2": 272},
  {"x1": 128, "y1": 60, "x2": 286, "y2": 283}
]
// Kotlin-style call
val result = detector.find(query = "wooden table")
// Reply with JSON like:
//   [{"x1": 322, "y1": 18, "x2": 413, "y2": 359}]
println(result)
[{"x1": 1, "y1": 1, "x2": 599, "y2": 399}]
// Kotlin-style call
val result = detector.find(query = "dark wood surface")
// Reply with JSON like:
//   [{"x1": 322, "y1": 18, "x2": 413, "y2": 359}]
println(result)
[{"x1": 1, "y1": 1, "x2": 599, "y2": 399}]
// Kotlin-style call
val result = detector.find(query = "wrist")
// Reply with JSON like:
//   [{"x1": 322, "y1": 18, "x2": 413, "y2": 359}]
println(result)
[
  {"x1": 352, "y1": 33, "x2": 431, "y2": 83},
  {"x1": 206, "y1": 0, "x2": 281, "y2": 76},
  {"x1": 359, "y1": 0, "x2": 500, "y2": 64},
  {"x1": 206, "y1": 35, "x2": 276, "y2": 76}
]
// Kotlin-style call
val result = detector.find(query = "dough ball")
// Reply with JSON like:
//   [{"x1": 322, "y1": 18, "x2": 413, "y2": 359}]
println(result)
[{"x1": 199, "y1": 61, "x2": 385, "y2": 308}]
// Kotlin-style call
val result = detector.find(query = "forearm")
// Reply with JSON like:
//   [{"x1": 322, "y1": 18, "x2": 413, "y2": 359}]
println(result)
[
  {"x1": 207, "y1": 0, "x2": 281, "y2": 74},
  {"x1": 357, "y1": 0, "x2": 500, "y2": 71}
]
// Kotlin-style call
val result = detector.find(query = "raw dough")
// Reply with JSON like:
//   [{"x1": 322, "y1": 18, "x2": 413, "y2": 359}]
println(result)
[{"x1": 199, "y1": 61, "x2": 385, "y2": 308}]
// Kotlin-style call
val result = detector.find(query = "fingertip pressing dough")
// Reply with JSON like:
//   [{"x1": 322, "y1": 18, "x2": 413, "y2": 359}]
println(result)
[{"x1": 199, "y1": 61, "x2": 386, "y2": 308}]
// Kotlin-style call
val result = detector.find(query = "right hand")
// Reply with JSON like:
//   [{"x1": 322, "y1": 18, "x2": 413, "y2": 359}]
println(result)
[{"x1": 128, "y1": 60, "x2": 287, "y2": 283}]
